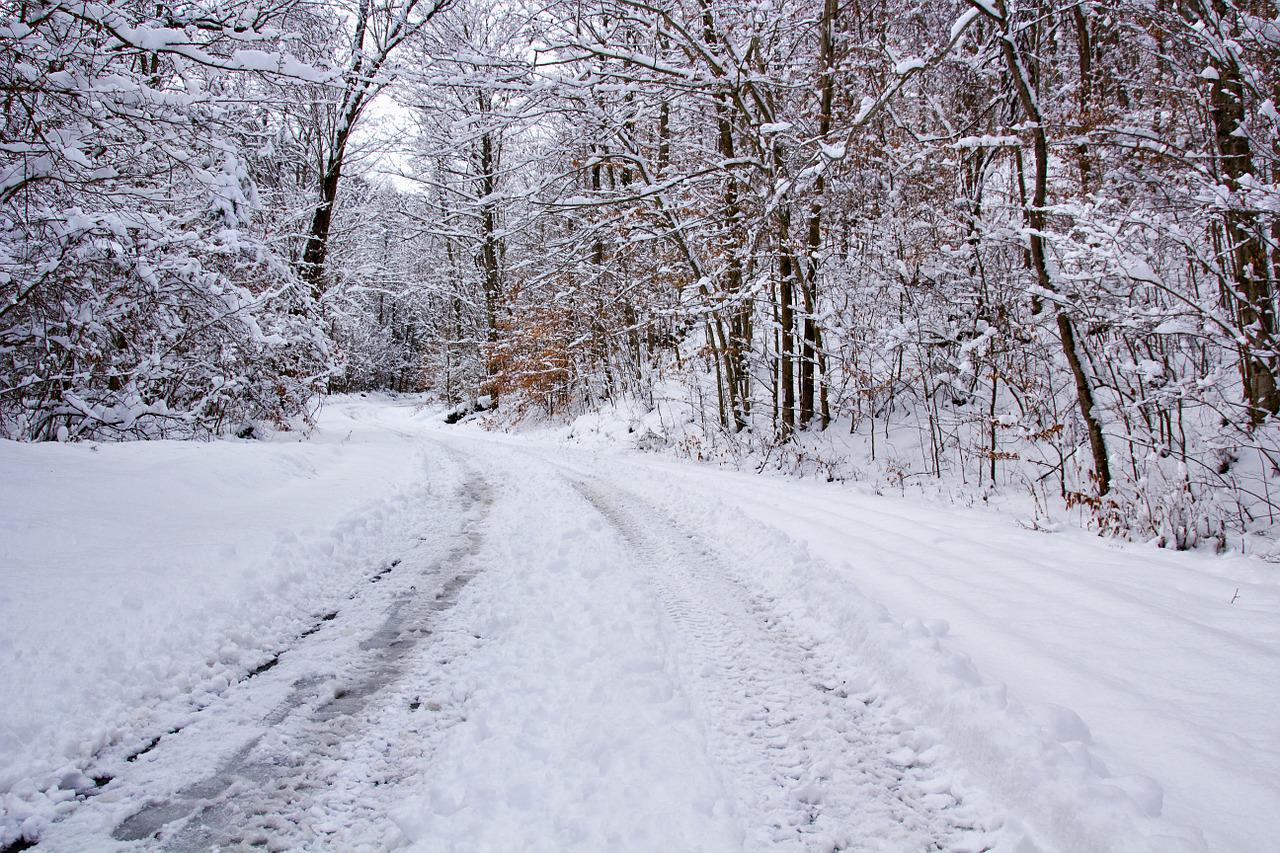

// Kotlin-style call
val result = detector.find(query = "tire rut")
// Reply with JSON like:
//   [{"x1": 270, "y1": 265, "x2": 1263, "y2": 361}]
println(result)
[
  {"x1": 106, "y1": 470, "x2": 494, "y2": 852},
  {"x1": 570, "y1": 476, "x2": 997, "y2": 853}
]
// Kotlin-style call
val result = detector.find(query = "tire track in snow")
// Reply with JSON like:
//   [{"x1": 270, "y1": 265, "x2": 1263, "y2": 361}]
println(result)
[
  {"x1": 32, "y1": 459, "x2": 493, "y2": 853},
  {"x1": 139, "y1": 469, "x2": 491, "y2": 851},
  {"x1": 569, "y1": 475, "x2": 999, "y2": 853}
]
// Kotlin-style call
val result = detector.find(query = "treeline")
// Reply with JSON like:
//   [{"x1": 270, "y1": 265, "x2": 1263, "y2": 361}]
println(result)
[
  {"x1": 0, "y1": 0, "x2": 446, "y2": 439},
  {"x1": 379, "y1": 0, "x2": 1280, "y2": 548},
  {"x1": 5, "y1": 0, "x2": 1279, "y2": 548}
]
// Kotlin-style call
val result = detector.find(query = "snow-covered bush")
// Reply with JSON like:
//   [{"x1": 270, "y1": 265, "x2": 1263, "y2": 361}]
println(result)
[{"x1": 0, "y1": 0, "x2": 332, "y2": 440}]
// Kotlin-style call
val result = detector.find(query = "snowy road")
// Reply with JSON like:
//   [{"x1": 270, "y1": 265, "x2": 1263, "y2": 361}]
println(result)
[
  {"x1": 22, "y1": 427, "x2": 1001, "y2": 851},
  {"x1": 4, "y1": 397, "x2": 1273, "y2": 851}
]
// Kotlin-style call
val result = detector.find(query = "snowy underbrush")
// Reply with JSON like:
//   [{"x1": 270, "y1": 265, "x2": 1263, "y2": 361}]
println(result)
[
  {"x1": 0, "y1": 396, "x2": 448, "y2": 847},
  {"x1": 476, "y1": 381, "x2": 1280, "y2": 558}
]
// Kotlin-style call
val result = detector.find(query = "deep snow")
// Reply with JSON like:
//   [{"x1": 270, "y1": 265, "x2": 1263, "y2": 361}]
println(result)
[{"x1": 1, "y1": 396, "x2": 1275, "y2": 852}]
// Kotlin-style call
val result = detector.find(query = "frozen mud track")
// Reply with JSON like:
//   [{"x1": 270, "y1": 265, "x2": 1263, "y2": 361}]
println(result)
[{"x1": 569, "y1": 475, "x2": 998, "y2": 852}]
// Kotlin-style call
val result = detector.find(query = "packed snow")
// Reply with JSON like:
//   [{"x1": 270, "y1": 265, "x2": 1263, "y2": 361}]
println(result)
[{"x1": 1, "y1": 396, "x2": 1275, "y2": 852}]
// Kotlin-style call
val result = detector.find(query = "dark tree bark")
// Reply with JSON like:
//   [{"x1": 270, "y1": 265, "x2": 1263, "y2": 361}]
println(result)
[
  {"x1": 299, "y1": 0, "x2": 451, "y2": 296},
  {"x1": 974, "y1": 0, "x2": 1113, "y2": 495},
  {"x1": 778, "y1": 197, "x2": 796, "y2": 438},
  {"x1": 799, "y1": 0, "x2": 836, "y2": 430},
  {"x1": 1194, "y1": 0, "x2": 1279, "y2": 425}
]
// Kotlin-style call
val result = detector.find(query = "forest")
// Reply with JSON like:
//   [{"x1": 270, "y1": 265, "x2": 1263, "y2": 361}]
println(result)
[{"x1": 3, "y1": 0, "x2": 1279, "y2": 550}]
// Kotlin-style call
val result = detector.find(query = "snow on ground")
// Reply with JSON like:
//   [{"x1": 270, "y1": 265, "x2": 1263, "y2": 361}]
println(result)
[
  {"x1": 0, "y1": 396, "x2": 439, "y2": 845},
  {"x1": 468, "y1": 405, "x2": 1280, "y2": 853},
  {"x1": 549, "y1": 450, "x2": 1275, "y2": 853},
  {"x1": 1, "y1": 395, "x2": 1275, "y2": 851},
  {"x1": 392, "y1": 440, "x2": 1002, "y2": 853}
]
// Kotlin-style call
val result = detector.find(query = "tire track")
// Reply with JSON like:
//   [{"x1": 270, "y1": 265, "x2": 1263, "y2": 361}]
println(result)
[
  {"x1": 570, "y1": 476, "x2": 997, "y2": 852},
  {"x1": 125, "y1": 470, "x2": 491, "y2": 851},
  {"x1": 28, "y1": 463, "x2": 493, "y2": 853}
]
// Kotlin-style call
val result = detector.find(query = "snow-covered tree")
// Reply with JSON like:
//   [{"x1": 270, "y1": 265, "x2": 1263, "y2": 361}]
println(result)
[{"x1": 0, "y1": 0, "x2": 334, "y2": 439}]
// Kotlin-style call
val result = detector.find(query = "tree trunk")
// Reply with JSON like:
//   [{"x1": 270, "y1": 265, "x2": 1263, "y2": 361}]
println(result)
[
  {"x1": 800, "y1": 0, "x2": 836, "y2": 430},
  {"x1": 983, "y1": 0, "x2": 1112, "y2": 495},
  {"x1": 1201, "y1": 2, "x2": 1279, "y2": 424},
  {"x1": 778, "y1": 207, "x2": 796, "y2": 438},
  {"x1": 300, "y1": 137, "x2": 349, "y2": 299},
  {"x1": 477, "y1": 93, "x2": 503, "y2": 361},
  {"x1": 1071, "y1": 4, "x2": 1095, "y2": 196}
]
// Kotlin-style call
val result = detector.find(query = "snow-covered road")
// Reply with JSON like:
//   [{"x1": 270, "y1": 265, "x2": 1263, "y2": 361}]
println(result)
[{"x1": 3, "y1": 397, "x2": 1274, "y2": 852}]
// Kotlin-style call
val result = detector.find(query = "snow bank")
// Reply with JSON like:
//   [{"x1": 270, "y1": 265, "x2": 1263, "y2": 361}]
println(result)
[{"x1": 0, "y1": 396, "x2": 440, "y2": 845}]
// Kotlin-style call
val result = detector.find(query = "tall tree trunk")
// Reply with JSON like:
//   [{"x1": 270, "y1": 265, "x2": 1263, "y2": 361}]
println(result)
[
  {"x1": 800, "y1": 0, "x2": 836, "y2": 430},
  {"x1": 1071, "y1": 3, "x2": 1095, "y2": 196},
  {"x1": 300, "y1": 123, "x2": 353, "y2": 299},
  {"x1": 477, "y1": 93, "x2": 503, "y2": 385},
  {"x1": 1199, "y1": 0, "x2": 1279, "y2": 425},
  {"x1": 798, "y1": 281, "x2": 816, "y2": 427},
  {"x1": 297, "y1": 0, "x2": 450, "y2": 298},
  {"x1": 300, "y1": 1, "x2": 371, "y2": 297},
  {"x1": 978, "y1": 0, "x2": 1112, "y2": 495},
  {"x1": 778, "y1": 206, "x2": 796, "y2": 438},
  {"x1": 702, "y1": 3, "x2": 748, "y2": 431}
]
